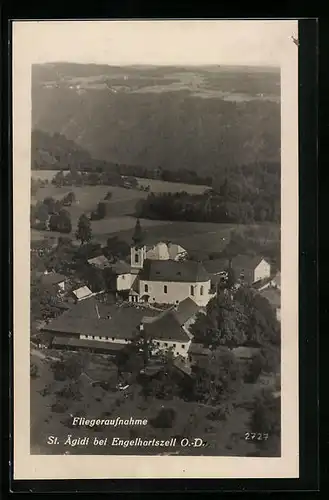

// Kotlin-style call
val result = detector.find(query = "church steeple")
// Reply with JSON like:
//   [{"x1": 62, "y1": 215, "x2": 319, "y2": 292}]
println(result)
[{"x1": 131, "y1": 219, "x2": 146, "y2": 269}]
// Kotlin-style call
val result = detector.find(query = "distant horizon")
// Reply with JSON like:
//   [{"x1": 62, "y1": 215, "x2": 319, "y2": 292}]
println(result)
[{"x1": 34, "y1": 61, "x2": 280, "y2": 70}]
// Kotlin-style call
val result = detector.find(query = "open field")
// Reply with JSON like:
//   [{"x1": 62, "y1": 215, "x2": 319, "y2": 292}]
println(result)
[{"x1": 31, "y1": 181, "x2": 279, "y2": 259}]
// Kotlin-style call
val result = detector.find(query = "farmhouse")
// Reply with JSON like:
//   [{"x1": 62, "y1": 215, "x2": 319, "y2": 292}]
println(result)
[
  {"x1": 41, "y1": 271, "x2": 67, "y2": 292},
  {"x1": 41, "y1": 297, "x2": 159, "y2": 352},
  {"x1": 231, "y1": 255, "x2": 271, "y2": 285},
  {"x1": 141, "y1": 309, "x2": 191, "y2": 359},
  {"x1": 41, "y1": 295, "x2": 198, "y2": 359}
]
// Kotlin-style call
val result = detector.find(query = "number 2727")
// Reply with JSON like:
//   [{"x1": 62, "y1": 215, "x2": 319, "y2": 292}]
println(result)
[{"x1": 245, "y1": 432, "x2": 269, "y2": 441}]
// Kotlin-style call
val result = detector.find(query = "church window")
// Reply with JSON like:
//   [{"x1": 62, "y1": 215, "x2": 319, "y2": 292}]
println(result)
[
  {"x1": 135, "y1": 253, "x2": 139, "y2": 264},
  {"x1": 144, "y1": 284, "x2": 148, "y2": 293},
  {"x1": 182, "y1": 345, "x2": 185, "y2": 349},
  {"x1": 190, "y1": 286, "x2": 194, "y2": 296},
  {"x1": 164, "y1": 342, "x2": 168, "y2": 347},
  {"x1": 164, "y1": 285, "x2": 168, "y2": 293},
  {"x1": 200, "y1": 285, "x2": 204, "y2": 295}
]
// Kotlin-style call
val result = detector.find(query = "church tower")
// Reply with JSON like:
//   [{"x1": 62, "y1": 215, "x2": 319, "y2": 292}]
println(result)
[{"x1": 131, "y1": 219, "x2": 146, "y2": 269}]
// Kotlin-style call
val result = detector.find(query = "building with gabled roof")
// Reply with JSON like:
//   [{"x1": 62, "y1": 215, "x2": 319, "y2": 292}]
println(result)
[{"x1": 231, "y1": 254, "x2": 271, "y2": 285}]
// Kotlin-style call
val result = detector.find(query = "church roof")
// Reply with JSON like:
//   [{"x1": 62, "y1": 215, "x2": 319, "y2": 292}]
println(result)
[{"x1": 139, "y1": 259, "x2": 209, "y2": 283}]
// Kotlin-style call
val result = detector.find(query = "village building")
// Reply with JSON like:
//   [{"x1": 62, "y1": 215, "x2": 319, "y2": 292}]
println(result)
[
  {"x1": 41, "y1": 271, "x2": 67, "y2": 293},
  {"x1": 230, "y1": 255, "x2": 271, "y2": 285},
  {"x1": 141, "y1": 309, "x2": 192, "y2": 359},
  {"x1": 40, "y1": 293, "x2": 201, "y2": 359},
  {"x1": 71, "y1": 285, "x2": 94, "y2": 302}
]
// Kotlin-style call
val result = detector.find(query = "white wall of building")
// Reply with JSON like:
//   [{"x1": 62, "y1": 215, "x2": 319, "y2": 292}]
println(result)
[
  {"x1": 138, "y1": 279, "x2": 214, "y2": 306},
  {"x1": 254, "y1": 260, "x2": 271, "y2": 282},
  {"x1": 151, "y1": 338, "x2": 191, "y2": 358},
  {"x1": 80, "y1": 334, "x2": 132, "y2": 344}
]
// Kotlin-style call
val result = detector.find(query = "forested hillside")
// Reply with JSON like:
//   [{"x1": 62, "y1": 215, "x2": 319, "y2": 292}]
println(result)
[{"x1": 32, "y1": 63, "x2": 280, "y2": 173}]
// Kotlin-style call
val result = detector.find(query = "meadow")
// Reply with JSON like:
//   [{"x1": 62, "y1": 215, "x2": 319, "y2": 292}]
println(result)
[{"x1": 31, "y1": 172, "x2": 279, "y2": 260}]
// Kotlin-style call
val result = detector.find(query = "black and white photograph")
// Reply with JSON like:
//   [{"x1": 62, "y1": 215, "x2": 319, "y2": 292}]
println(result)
[{"x1": 13, "y1": 20, "x2": 299, "y2": 479}]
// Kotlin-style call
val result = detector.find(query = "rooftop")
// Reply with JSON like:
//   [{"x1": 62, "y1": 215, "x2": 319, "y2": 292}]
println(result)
[
  {"x1": 189, "y1": 343, "x2": 212, "y2": 356},
  {"x1": 139, "y1": 259, "x2": 209, "y2": 283},
  {"x1": 111, "y1": 260, "x2": 131, "y2": 275},
  {"x1": 260, "y1": 288, "x2": 281, "y2": 309},
  {"x1": 72, "y1": 286, "x2": 93, "y2": 300},
  {"x1": 52, "y1": 336, "x2": 126, "y2": 352},
  {"x1": 43, "y1": 298, "x2": 159, "y2": 339},
  {"x1": 41, "y1": 272, "x2": 67, "y2": 286},
  {"x1": 232, "y1": 255, "x2": 268, "y2": 271},
  {"x1": 143, "y1": 311, "x2": 190, "y2": 342},
  {"x1": 172, "y1": 297, "x2": 201, "y2": 325}
]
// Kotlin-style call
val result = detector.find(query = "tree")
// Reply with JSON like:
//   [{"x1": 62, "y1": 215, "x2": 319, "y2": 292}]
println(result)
[
  {"x1": 149, "y1": 408, "x2": 176, "y2": 429},
  {"x1": 250, "y1": 389, "x2": 280, "y2": 454},
  {"x1": 62, "y1": 191, "x2": 76, "y2": 206},
  {"x1": 76, "y1": 213, "x2": 92, "y2": 245},
  {"x1": 235, "y1": 287, "x2": 280, "y2": 346},
  {"x1": 43, "y1": 197, "x2": 57, "y2": 214},
  {"x1": 53, "y1": 170, "x2": 65, "y2": 187},
  {"x1": 97, "y1": 202, "x2": 107, "y2": 219},
  {"x1": 104, "y1": 236, "x2": 130, "y2": 261},
  {"x1": 35, "y1": 201, "x2": 49, "y2": 222},
  {"x1": 132, "y1": 218, "x2": 144, "y2": 246},
  {"x1": 190, "y1": 293, "x2": 247, "y2": 348},
  {"x1": 190, "y1": 348, "x2": 242, "y2": 404}
]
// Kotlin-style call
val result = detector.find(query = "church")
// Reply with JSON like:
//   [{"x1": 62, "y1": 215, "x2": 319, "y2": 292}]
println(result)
[{"x1": 111, "y1": 220, "x2": 216, "y2": 307}]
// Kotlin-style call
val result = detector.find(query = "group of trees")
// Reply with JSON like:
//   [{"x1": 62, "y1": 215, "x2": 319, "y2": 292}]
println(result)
[
  {"x1": 190, "y1": 288, "x2": 280, "y2": 349},
  {"x1": 136, "y1": 162, "x2": 280, "y2": 224},
  {"x1": 31, "y1": 194, "x2": 76, "y2": 233}
]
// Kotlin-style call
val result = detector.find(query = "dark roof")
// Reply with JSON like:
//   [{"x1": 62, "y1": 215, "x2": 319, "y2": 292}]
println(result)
[
  {"x1": 111, "y1": 260, "x2": 131, "y2": 275},
  {"x1": 143, "y1": 311, "x2": 190, "y2": 342},
  {"x1": 231, "y1": 255, "x2": 268, "y2": 271},
  {"x1": 139, "y1": 259, "x2": 209, "y2": 283},
  {"x1": 41, "y1": 273, "x2": 66, "y2": 286},
  {"x1": 173, "y1": 356, "x2": 192, "y2": 376},
  {"x1": 253, "y1": 276, "x2": 273, "y2": 290},
  {"x1": 52, "y1": 336, "x2": 125, "y2": 351},
  {"x1": 260, "y1": 288, "x2": 281, "y2": 309},
  {"x1": 42, "y1": 298, "x2": 158, "y2": 339},
  {"x1": 173, "y1": 298, "x2": 201, "y2": 325}
]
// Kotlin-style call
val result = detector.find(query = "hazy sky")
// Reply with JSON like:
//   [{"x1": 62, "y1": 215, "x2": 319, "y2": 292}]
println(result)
[{"x1": 13, "y1": 20, "x2": 298, "y2": 67}]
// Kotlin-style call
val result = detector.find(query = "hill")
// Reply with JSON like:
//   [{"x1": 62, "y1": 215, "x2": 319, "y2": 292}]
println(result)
[{"x1": 32, "y1": 63, "x2": 280, "y2": 175}]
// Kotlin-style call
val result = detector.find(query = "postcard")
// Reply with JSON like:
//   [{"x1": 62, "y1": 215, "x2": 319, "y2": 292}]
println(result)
[{"x1": 13, "y1": 19, "x2": 299, "y2": 480}]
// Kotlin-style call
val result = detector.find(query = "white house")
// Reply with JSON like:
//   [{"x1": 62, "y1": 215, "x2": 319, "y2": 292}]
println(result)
[{"x1": 231, "y1": 255, "x2": 271, "y2": 285}]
